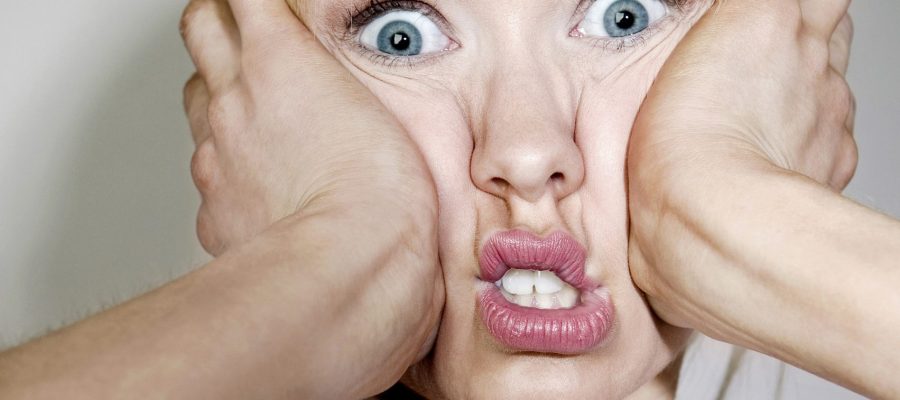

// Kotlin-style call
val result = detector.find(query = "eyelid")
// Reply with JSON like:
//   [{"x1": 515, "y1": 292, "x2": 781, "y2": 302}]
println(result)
[
  {"x1": 570, "y1": 0, "x2": 681, "y2": 52},
  {"x1": 346, "y1": 0, "x2": 454, "y2": 38},
  {"x1": 343, "y1": 0, "x2": 458, "y2": 68}
]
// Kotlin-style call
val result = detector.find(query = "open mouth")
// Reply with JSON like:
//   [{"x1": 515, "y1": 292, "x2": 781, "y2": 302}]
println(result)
[
  {"x1": 495, "y1": 269, "x2": 580, "y2": 309},
  {"x1": 477, "y1": 230, "x2": 615, "y2": 354}
]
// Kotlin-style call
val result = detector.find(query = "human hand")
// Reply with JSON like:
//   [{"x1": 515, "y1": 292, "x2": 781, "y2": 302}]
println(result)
[
  {"x1": 627, "y1": 0, "x2": 856, "y2": 328},
  {"x1": 180, "y1": 0, "x2": 436, "y2": 255},
  {"x1": 180, "y1": 0, "x2": 442, "y2": 396}
]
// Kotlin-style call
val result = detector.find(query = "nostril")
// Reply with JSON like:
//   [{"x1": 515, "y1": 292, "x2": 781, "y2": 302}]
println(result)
[
  {"x1": 548, "y1": 172, "x2": 566, "y2": 194},
  {"x1": 491, "y1": 177, "x2": 509, "y2": 191},
  {"x1": 547, "y1": 172, "x2": 566, "y2": 187}
]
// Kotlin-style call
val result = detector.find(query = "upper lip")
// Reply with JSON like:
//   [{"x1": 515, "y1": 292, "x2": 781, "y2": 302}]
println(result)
[{"x1": 479, "y1": 230, "x2": 593, "y2": 291}]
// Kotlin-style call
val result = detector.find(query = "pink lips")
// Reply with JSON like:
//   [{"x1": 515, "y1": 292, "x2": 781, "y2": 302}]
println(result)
[{"x1": 478, "y1": 230, "x2": 615, "y2": 354}]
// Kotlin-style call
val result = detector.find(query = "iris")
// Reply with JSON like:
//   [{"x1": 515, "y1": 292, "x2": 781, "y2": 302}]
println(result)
[
  {"x1": 603, "y1": 0, "x2": 651, "y2": 37},
  {"x1": 376, "y1": 20, "x2": 423, "y2": 56}
]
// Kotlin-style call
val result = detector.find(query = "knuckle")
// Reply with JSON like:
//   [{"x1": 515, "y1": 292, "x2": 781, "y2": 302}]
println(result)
[
  {"x1": 836, "y1": 134, "x2": 859, "y2": 188},
  {"x1": 183, "y1": 73, "x2": 204, "y2": 113},
  {"x1": 804, "y1": 39, "x2": 832, "y2": 73},
  {"x1": 833, "y1": 78, "x2": 853, "y2": 116},
  {"x1": 845, "y1": 135, "x2": 859, "y2": 166},
  {"x1": 179, "y1": 1, "x2": 199, "y2": 41},
  {"x1": 845, "y1": 135, "x2": 859, "y2": 171},
  {"x1": 196, "y1": 205, "x2": 224, "y2": 256},
  {"x1": 206, "y1": 88, "x2": 240, "y2": 139},
  {"x1": 179, "y1": 0, "x2": 215, "y2": 42},
  {"x1": 190, "y1": 139, "x2": 219, "y2": 193},
  {"x1": 844, "y1": 14, "x2": 855, "y2": 41},
  {"x1": 832, "y1": 15, "x2": 854, "y2": 52}
]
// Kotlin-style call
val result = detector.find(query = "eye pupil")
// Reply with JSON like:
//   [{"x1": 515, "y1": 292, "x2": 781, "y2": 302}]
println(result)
[
  {"x1": 603, "y1": 0, "x2": 650, "y2": 37},
  {"x1": 614, "y1": 11, "x2": 635, "y2": 30},
  {"x1": 392, "y1": 32, "x2": 411, "y2": 51},
  {"x1": 376, "y1": 20, "x2": 423, "y2": 56}
]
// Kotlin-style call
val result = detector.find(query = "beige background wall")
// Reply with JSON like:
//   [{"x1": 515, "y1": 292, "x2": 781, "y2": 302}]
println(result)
[{"x1": 0, "y1": 1, "x2": 895, "y2": 398}]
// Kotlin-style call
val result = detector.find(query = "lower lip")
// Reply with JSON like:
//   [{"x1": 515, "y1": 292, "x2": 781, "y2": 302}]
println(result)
[{"x1": 478, "y1": 282, "x2": 615, "y2": 354}]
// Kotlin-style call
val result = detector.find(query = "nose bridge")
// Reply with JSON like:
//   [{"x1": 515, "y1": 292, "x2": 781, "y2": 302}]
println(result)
[{"x1": 470, "y1": 56, "x2": 584, "y2": 203}]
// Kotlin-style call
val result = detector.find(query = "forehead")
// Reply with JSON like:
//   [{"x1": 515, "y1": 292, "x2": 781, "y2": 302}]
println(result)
[{"x1": 297, "y1": 0, "x2": 704, "y2": 33}]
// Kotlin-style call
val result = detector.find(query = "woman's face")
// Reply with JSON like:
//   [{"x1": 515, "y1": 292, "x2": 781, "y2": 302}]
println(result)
[{"x1": 300, "y1": 0, "x2": 711, "y2": 397}]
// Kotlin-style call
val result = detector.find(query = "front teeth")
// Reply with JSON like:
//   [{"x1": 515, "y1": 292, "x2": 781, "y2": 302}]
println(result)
[
  {"x1": 497, "y1": 269, "x2": 579, "y2": 309},
  {"x1": 501, "y1": 269, "x2": 535, "y2": 295},
  {"x1": 534, "y1": 270, "x2": 564, "y2": 294}
]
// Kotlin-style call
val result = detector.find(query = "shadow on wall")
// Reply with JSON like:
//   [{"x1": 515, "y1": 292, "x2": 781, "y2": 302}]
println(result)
[{"x1": 6, "y1": 13, "x2": 200, "y2": 347}]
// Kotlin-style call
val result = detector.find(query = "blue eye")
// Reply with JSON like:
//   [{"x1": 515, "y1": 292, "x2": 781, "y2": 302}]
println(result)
[
  {"x1": 576, "y1": 0, "x2": 667, "y2": 38},
  {"x1": 603, "y1": 1, "x2": 650, "y2": 36},
  {"x1": 359, "y1": 11, "x2": 451, "y2": 57},
  {"x1": 376, "y1": 20, "x2": 422, "y2": 55}
]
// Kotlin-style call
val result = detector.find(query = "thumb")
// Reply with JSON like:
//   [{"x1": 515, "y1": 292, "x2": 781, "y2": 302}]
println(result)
[
  {"x1": 227, "y1": 0, "x2": 314, "y2": 48},
  {"x1": 228, "y1": 0, "x2": 349, "y2": 90}
]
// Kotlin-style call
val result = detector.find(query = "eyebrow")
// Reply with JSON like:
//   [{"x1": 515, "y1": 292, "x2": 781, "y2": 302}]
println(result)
[{"x1": 313, "y1": 0, "x2": 707, "y2": 33}]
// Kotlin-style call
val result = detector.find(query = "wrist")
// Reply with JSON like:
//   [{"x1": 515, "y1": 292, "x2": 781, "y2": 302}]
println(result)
[
  {"x1": 218, "y1": 196, "x2": 440, "y2": 398},
  {"x1": 628, "y1": 136, "x2": 804, "y2": 330}
]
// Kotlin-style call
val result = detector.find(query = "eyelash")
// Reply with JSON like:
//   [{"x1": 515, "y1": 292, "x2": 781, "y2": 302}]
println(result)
[
  {"x1": 572, "y1": 0, "x2": 685, "y2": 52},
  {"x1": 342, "y1": 0, "x2": 450, "y2": 68},
  {"x1": 345, "y1": 0, "x2": 443, "y2": 33},
  {"x1": 343, "y1": 0, "x2": 686, "y2": 67}
]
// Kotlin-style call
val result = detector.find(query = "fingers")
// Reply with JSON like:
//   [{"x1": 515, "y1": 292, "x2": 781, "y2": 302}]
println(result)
[
  {"x1": 226, "y1": 0, "x2": 360, "y2": 107},
  {"x1": 827, "y1": 14, "x2": 856, "y2": 137},
  {"x1": 196, "y1": 204, "x2": 224, "y2": 256},
  {"x1": 225, "y1": 0, "x2": 313, "y2": 46},
  {"x1": 800, "y1": 0, "x2": 852, "y2": 38},
  {"x1": 829, "y1": 133, "x2": 859, "y2": 191},
  {"x1": 191, "y1": 124, "x2": 225, "y2": 256},
  {"x1": 829, "y1": 14, "x2": 854, "y2": 75},
  {"x1": 846, "y1": 90, "x2": 857, "y2": 135},
  {"x1": 184, "y1": 74, "x2": 213, "y2": 145},
  {"x1": 181, "y1": 0, "x2": 241, "y2": 93}
]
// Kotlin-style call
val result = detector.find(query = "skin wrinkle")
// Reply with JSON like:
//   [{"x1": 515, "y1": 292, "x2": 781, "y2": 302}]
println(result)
[
  {"x1": 6, "y1": 0, "x2": 880, "y2": 399},
  {"x1": 292, "y1": 0, "x2": 712, "y2": 398}
]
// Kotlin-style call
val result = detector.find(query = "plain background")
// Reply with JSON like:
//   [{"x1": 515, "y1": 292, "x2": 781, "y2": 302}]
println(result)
[{"x1": 0, "y1": 1, "x2": 895, "y2": 398}]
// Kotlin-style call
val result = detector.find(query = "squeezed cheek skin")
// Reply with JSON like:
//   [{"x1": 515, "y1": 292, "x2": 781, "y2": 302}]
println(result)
[
  {"x1": 343, "y1": 53, "x2": 685, "y2": 400},
  {"x1": 402, "y1": 78, "x2": 682, "y2": 400},
  {"x1": 307, "y1": 1, "x2": 711, "y2": 397}
]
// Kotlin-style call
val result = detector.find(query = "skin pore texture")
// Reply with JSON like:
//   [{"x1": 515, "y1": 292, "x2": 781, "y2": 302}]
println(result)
[
  {"x1": 293, "y1": 1, "x2": 712, "y2": 398},
  {"x1": 1, "y1": 0, "x2": 890, "y2": 399}
]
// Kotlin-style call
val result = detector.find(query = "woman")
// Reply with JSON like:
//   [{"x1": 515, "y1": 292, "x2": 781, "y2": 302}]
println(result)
[
  {"x1": 186, "y1": 0, "x2": 714, "y2": 397},
  {"x1": 179, "y1": 0, "x2": 875, "y2": 397},
  {"x1": 3, "y1": 0, "x2": 895, "y2": 398}
]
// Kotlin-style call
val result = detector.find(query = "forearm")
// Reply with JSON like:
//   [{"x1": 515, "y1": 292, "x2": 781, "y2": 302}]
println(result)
[
  {"x1": 633, "y1": 155, "x2": 900, "y2": 398},
  {"x1": 0, "y1": 196, "x2": 438, "y2": 399}
]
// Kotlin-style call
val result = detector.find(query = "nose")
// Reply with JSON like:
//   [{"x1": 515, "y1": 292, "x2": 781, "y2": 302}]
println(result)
[{"x1": 470, "y1": 68, "x2": 584, "y2": 203}]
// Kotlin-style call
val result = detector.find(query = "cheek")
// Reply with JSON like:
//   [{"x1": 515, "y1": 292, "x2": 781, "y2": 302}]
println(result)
[
  {"x1": 338, "y1": 59, "x2": 480, "y2": 273},
  {"x1": 575, "y1": 72, "x2": 657, "y2": 246},
  {"x1": 356, "y1": 85, "x2": 477, "y2": 246},
  {"x1": 576, "y1": 49, "x2": 679, "y2": 202},
  {"x1": 344, "y1": 75, "x2": 471, "y2": 194}
]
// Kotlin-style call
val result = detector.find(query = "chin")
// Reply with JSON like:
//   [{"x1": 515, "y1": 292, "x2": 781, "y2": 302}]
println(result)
[
  {"x1": 406, "y1": 345, "x2": 684, "y2": 399},
  {"x1": 403, "y1": 282, "x2": 692, "y2": 399}
]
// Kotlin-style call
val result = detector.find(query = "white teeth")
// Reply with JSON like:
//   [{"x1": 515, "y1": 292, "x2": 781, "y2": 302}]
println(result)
[
  {"x1": 496, "y1": 269, "x2": 579, "y2": 310},
  {"x1": 534, "y1": 270, "x2": 564, "y2": 294},
  {"x1": 514, "y1": 295, "x2": 535, "y2": 308},
  {"x1": 534, "y1": 293, "x2": 556, "y2": 309},
  {"x1": 501, "y1": 269, "x2": 535, "y2": 295},
  {"x1": 556, "y1": 285, "x2": 579, "y2": 308}
]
